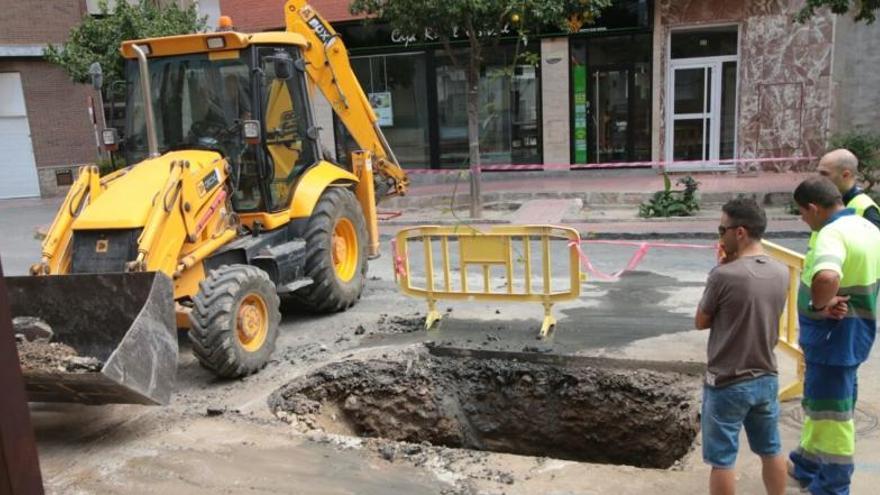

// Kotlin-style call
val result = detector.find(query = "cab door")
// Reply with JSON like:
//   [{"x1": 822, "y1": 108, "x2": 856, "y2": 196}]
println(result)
[{"x1": 255, "y1": 46, "x2": 318, "y2": 211}]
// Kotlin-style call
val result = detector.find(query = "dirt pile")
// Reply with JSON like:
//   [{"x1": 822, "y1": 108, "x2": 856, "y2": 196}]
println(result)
[
  {"x1": 269, "y1": 353, "x2": 701, "y2": 469},
  {"x1": 376, "y1": 313, "x2": 423, "y2": 334},
  {"x1": 16, "y1": 340, "x2": 103, "y2": 373}
]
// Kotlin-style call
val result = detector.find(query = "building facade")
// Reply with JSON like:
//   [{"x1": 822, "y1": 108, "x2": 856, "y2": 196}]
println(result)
[
  {"x1": 0, "y1": 0, "x2": 221, "y2": 199},
  {"x1": 221, "y1": 0, "x2": 880, "y2": 174},
  {"x1": 0, "y1": 0, "x2": 96, "y2": 199}
]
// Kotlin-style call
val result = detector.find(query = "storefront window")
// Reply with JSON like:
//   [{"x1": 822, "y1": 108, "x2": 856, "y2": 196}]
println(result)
[
  {"x1": 435, "y1": 46, "x2": 541, "y2": 168},
  {"x1": 334, "y1": 52, "x2": 430, "y2": 168},
  {"x1": 571, "y1": 34, "x2": 652, "y2": 164}
]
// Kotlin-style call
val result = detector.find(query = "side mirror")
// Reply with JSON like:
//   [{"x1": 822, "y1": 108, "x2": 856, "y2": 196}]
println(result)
[
  {"x1": 101, "y1": 128, "x2": 119, "y2": 151},
  {"x1": 242, "y1": 120, "x2": 261, "y2": 144}
]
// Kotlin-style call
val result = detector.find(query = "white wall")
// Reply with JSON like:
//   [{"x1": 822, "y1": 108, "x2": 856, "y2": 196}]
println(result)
[{"x1": 540, "y1": 37, "x2": 570, "y2": 167}]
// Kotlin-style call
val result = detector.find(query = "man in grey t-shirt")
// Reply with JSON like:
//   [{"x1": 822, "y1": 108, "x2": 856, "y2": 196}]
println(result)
[{"x1": 694, "y1": 197, "x2": 789, "y2": 495}]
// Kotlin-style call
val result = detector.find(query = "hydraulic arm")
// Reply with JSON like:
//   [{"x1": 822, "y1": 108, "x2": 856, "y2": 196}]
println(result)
[{"x1": 284, "y1": 0, "x2": 409, "y2": 197}]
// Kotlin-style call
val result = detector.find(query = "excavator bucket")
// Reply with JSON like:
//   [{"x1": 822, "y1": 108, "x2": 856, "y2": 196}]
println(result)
[{"x1": 6, "y1": 272, "x2": 177, "y2": 405}]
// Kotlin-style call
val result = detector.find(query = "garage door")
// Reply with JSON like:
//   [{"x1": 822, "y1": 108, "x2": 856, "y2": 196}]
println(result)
[{"x1": 0, "y1": 73, "x2": 40, "y2": 199}]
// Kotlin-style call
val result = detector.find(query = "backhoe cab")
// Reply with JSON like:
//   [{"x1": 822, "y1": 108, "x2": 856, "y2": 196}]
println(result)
[{"x1": 7, "y1": 0, "x2": 406, "y2": 405}]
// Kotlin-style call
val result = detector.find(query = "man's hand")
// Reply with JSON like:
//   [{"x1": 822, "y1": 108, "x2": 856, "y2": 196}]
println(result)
[
  {"x1": 717, "y1": 243, "x2": 736, "y2": 264},
  {"x1": 822, "y1": 295, "x2": 850, "y2": 320}
]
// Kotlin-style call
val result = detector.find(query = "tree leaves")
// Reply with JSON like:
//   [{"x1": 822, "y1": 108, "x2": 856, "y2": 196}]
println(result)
[
  {"x1": 44, "y1": 0, "x2": 206, "y2": 88},
  {"x1": 795, "y1": 0, "x2": 880, "y2": 24},
  {"x1": 349, "y1": 0, "x2": 613, "y2": 45}
]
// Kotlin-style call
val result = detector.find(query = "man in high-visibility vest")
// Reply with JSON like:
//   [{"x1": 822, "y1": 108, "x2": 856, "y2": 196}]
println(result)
[
  {"x1": 816, "y1": 148, "x2": 880, "y2": 230},
  {"x1": 789, "y1": 177, "x2": 880, "y2": 495}
]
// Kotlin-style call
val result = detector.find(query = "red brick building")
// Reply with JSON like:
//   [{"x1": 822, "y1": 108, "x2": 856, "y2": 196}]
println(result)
[
  {"x1": 221, "y1": 0, "x2": 358, "y2": 30},
  {"x1": 0, "y1": 0, "x2": 96, "y2": 198}
]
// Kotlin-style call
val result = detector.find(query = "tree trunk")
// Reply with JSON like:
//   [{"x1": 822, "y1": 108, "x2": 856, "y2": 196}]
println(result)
[{"x1": 466, "y1": 56, "x2": 482, "y2": 218}]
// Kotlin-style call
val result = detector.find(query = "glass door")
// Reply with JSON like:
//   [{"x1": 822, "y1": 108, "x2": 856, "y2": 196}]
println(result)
[
  {"x1": 592, "y1": 69, "x2": 629, "y2": 162},
  {"x1": 667, "y1": 57, "x2": 738, "y2": 170},
  {"x1": 588, "y1": 65, "x2": 652, "y2": 163}
]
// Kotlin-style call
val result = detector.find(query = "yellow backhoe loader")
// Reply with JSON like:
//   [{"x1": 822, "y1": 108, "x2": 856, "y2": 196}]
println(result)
[{"x1": 6, "y1": 0, "x2": 408, "y2": 405}]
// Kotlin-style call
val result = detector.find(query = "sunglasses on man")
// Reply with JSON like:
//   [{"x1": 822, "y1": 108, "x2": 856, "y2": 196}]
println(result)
[{"x1": 717, "y1": 225, "x2": 741, "y2": 236}]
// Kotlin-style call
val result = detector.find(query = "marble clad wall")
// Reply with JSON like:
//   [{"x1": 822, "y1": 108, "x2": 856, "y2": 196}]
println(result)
[{"x1": 653, "y1": 0, "x2": 833, "y2": 171}]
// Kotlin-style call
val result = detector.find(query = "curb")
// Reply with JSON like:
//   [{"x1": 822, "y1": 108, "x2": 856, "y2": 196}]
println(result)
[
  {"x1": 377, "y1": 230, "x2": 811, "y2": 242},
  {"x1": 382, "y1": 190, "x2": 795, "y2": 210}
]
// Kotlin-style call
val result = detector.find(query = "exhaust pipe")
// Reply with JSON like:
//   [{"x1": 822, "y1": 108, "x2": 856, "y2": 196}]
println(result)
[{"x1": 132, "y1": 44, "x2": 159, "y2": 158}]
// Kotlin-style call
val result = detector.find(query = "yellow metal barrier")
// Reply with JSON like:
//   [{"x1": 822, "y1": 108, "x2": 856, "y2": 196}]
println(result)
[
  {"x1": 762, "y1": 240, "x2": 806, "y2": 401},
  {"x1": 393, "y1": 225, "x2": 582, "y2": 337}
]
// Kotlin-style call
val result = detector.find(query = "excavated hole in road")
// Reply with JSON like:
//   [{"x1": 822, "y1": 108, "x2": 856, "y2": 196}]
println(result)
[{"x1": 269, "y1": 352, "x2": 701, "y2": 469}]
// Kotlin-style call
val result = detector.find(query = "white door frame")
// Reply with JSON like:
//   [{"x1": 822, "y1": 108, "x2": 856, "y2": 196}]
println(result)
[
  {"x1": 0, "y1": 72, "x2": 40, "y2": 199},
  {"x1": 665, "y1": 55, "x2": 738, "y2": 171}
]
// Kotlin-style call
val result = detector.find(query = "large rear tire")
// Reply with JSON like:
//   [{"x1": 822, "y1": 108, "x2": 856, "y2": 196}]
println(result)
[
  {"x1": 294, "y1": 187, "x2": 367, "y2": 313},
  {"x1": 189, "y1": 264, "x2": 281, "y2": 378}
]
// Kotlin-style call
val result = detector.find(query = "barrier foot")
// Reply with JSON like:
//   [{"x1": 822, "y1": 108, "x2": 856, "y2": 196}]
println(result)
[
  {"x1": 539, "y1": 303, "x2": 555, "y2": 338},
  {"x1": 425, "y1": 299, "x2": 441, "y2": 330}
]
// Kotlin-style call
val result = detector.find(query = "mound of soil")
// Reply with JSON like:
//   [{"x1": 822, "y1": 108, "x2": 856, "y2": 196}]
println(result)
[{"x1": 16, "y1": 340, "x2": 103, "y2": 373}]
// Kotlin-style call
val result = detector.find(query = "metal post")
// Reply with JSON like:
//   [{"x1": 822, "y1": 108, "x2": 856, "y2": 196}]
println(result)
[
  {"x1": 0, "y1": 258, "x2": 45, "y2": 494},
  {"x1": 132, "y1": 45, "x2": 159, "y2": 158}
]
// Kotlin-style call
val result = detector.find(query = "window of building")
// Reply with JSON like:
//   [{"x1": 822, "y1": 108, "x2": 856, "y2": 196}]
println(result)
[
  {"x1": 333, "y1": 52, "x2": 431, "y2": 169},
  {"x1": 435, "y1": 45, "x2": 541, "y2": 168},
  {"x1": 571, "y1": 33, "x2": 652, "y2": 164}
]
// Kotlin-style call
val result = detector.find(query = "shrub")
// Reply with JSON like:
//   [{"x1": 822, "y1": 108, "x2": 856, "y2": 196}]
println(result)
[{"x1": 638, "y1": 174, "x2": 700, "y2": 218}]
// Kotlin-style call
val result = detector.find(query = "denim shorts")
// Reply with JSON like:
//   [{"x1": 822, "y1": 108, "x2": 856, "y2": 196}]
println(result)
[{"x1": 702, "y1": 374, "x2": 781, "y2": 469}]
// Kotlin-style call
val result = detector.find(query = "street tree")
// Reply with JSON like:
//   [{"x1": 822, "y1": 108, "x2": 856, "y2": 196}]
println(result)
[
  {"x1": 45, "y1": 0, "x2": 206, "y2": 90},
  {"x1": 796, "y1": 0, "x2": 880, "y2": 23},
  {"x1": 350, "y1": 0, "x2": 610, "y2": 218}
]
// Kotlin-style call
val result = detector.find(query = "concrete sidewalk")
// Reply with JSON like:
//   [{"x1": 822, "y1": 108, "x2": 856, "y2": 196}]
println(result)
[
  {"x1": 386, "y1": 168, "x2": 811, "y2": 209},
  {"x1": 0, "y1": 169, "x2": 813, "y2": 248},
  {"x1": 378, "y1": 169, "x2": 813, "y2": 238}
]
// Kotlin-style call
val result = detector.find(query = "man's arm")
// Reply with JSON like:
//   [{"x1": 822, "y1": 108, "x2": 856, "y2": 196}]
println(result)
[
  {"x1": 863, "y1": 205, "x2": 880, "y2": 231},
  {"x1": 811, "y1": 227, "x2": 849, "y2": 319},
  {"x1": 695, "y1": 270, "x2": 721, "y2": 330},
  {"x1": 695, "y1": 308, "x2": 713, "y2": 330},
  {"x1": 810, "y1": 269, "x2": 841, "y2": 310}
]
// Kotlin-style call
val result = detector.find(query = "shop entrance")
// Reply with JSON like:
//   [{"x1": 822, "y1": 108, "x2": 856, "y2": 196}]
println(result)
[
  {"x1": 666, "y1": 26, "x2": 739, "y2": 170},
  {"x1": 571, "y1": 34, "x2": 652, "y2": 165}
]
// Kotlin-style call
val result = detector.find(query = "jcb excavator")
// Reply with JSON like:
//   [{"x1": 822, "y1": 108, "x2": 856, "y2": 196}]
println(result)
[{"x1": 5, "y1": 0, "x2": 408, "y2": 405}]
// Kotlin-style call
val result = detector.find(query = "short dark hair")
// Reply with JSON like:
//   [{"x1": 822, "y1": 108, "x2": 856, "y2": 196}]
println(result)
[
  {"x1": 793, "y1": 176, "x2": 843, "y2": 209},
  {"x1": 722, "y1": 197, "x2": 767, "y2": 239}
]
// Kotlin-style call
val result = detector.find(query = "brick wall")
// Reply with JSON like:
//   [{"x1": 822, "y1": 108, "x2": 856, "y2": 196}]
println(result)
[
  {"x1": 0, "y1": 59, "x2": 96, "y2": 194},
  {"x1": 0, "y1": 0, "x2": 86, "y2": 45},
  {"x1": 220, "y1": 0, "x2": 362, "y2": 31}
]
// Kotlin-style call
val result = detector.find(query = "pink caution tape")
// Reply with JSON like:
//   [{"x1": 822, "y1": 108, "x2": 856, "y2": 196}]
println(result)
[
  {"x1": 570, "y1": 239, "x2": 716, "y2": 282},
  {"x1": 390, "y1": 239, "x2": 407, "y2": 279},
  {"x1": 404, "y1": 156, "x2": 815, "y2": 174}
]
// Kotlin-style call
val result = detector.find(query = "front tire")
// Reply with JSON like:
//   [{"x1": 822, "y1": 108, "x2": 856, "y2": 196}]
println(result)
[
  {"x1": 189, "y1": 264, "x2": 281, "y2": 378},
  {"x1": 295, "y1": 187, "x2": 368, "y2": 313}
]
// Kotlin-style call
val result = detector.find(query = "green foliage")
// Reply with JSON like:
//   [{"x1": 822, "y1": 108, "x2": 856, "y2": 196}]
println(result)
[
  {"x1": 795, "y1": 0, "x2": 880, "y2": 24},
  {"x1": 95, "y1": 156, "x2": 127, "y2": 176},
  {"x1": 350, "y1": 1, "x2": 612, "y2": 44},
  {"x1": 639, "y1": 174, "x2": 701, "y2": 218},
  {"x1": 829, "y1": 131, "x2": 880, "y2": 192},
  {"x1": 45, "y1": 0, "x2": 206, "y2": 89}
]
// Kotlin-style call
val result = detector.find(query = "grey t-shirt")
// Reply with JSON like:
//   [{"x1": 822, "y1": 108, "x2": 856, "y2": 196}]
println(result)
[{"x1": 698, "y1": 254, "x2": 789, "y2": 388}]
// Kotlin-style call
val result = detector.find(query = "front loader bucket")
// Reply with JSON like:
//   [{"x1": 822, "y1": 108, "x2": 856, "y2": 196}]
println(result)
[{"x1": 6, "y1": 272, "x2": 177, "y2": 405}]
